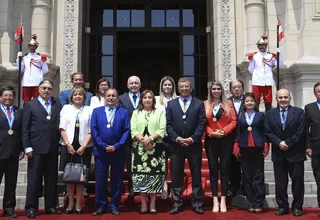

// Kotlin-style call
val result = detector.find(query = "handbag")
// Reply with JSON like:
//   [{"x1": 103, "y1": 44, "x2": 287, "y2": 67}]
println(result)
[{"x1": 62, "y1": 156, "x2": 88, "y2": 184}]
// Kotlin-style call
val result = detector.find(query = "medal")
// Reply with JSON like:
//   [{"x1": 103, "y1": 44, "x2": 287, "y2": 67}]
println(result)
[
  {"x1": 182, "y1": 115, "x2": 186, "y2": 120},
  {"x1": 213, "y1": 118, "x2": 217, "y2": 122},
  {"x1": 8, "y1": 129, "x2": 14, "y2": 135},
  {"x1": 75, "y1": 123, "x2": 80, "y2": 127},
  {"x1": 107, "y1": 124, "x2": 111, "y2": 128},
  {"x1": 247, "y1": 126, "x2": 252, "y2": 132},
  {"x1": 46, "y1": 115, "x2": 51, "y2": 120}
]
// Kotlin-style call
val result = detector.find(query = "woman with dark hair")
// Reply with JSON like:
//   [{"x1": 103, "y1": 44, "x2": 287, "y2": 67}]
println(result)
[
  {"x1": 204, "y1": 81, "x2": 237, "y2": 213},
  {"x1": 90, "y1": 78, "x2": 110, "y2": 109},
  {"x1": 233, "y1": 92, "x2": 269, "y2": 214},
  {"x1": 130, "y1": 90, "x2": 166, "y2": 214}
]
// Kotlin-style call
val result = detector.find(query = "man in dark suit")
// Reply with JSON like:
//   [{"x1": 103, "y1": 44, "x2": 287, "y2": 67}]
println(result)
[
  {"x1": 91, "y1": 88, "x2": 130, "y2": 216},
  {"x1": 118, "y1": 75, "x2": 141, "y2": 196},
  {"x1": 0, "y1": 86, "x2": 24, "y2": 218},
  {"x1": 228, "y1": 80, "x2": 245, "y2": 197},
  {"x1": 23, "y1": 80, "x2": 62, "y2": 218},
  {"x1": 265, "y1": 89, "x2": 306, "y2": 217},
  {"x1": 166, "y1": 77, "x2": 206, "y2": 215},
  {"x1": 305, "y1": 81, "x2": 320, "y2": 217}
]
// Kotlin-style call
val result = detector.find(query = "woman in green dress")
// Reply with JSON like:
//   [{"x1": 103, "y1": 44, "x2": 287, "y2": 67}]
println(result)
[{"x1": 130, "y1": 89, "x2": 166, "y2": 214}]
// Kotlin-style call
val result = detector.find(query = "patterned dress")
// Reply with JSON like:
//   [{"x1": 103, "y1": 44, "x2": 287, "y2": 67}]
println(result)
[{"x1": 131, "y1": 109, "x2": 166, "y2": 193}]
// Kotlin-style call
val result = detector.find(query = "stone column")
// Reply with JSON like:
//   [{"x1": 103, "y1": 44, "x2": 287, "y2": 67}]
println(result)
[
  {"x1": 244, "y1": 0, "x2": 265, "y2": 53},
  {"x1": 31, "y1": 0, "x2": 51, "y2": 56}
]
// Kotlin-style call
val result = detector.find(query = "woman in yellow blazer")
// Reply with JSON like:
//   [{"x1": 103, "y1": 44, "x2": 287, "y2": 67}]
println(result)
[{"x1": 131, "y1": 90, "x2": 166, "y2": 214}]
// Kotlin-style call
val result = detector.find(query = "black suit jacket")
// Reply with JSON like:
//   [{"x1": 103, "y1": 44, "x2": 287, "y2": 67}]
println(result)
[
  {"x1": 166, "y1": 97, "x2": 206, "y2": 153},
  {"x1": 118, "y1": 93, "x2": 137, "y2": 119},
  {"x1": 305, "y1": 102, "x2": 320, "y2": 155},
  {"x1": 228, "y1": 96, "x2": 244, "y2": 140},
  {"x1": 22, "y1": 97, "x2": 62, "y2": 154},
  {"x1": 0, "y1": 106, "x2": 23, "y2": 159},
  {"x1": 265, "y1": 105, "x2": 306, "y2": 162}
]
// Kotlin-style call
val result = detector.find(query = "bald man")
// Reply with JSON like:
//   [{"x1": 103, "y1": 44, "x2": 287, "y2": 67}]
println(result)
[
  {"x1": 265, "y1": 89, "x2": 306, "y2": 217},
  {"x1": 118, "y1": 75, "x2": 141, "y2": 196}
]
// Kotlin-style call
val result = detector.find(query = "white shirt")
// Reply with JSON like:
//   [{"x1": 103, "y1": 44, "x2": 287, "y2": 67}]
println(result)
[
  {"x1": 17, "y1": 52, "x2": 49, "y2": 87},
  {"x1": 90, "y1": 96, "x2": 105, "y2": 109},
  {"x1": 59, "y1": 105, "x2": 93, "y2": 147},
  {"x1": 248, "y1": 51, "x2": 277, "y2": 86},
  {"x1": 155, "y1": 96, "x2": 174, "y2": 111}
]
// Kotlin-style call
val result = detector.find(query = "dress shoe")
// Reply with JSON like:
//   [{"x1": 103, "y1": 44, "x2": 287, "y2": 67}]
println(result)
[
  {"x1": 317, "y1": 212, "x2": 320, "y2": 217},
  {"x1": 193, "y1": 207, "x2": 204, "y2": 214},
  {"x1": 170, "y1": 207, "x2": 181, "y2": 215},
  {"x1": 248, "y1": 209, "x2": 255, "y2": 214},
  {"x1": 292, "y1": 209, "x2": 302, "y2": 216},
  {"x1": 111, "y1": 208, "x2": 120, "y2": 215},
  {"x1": 45, "y1": 208, "x2": 61, "y2": 215},
  {"x1": 275, "y1": 208, "x2": 289, "y2": 216},
  {"x1": 254, "y1": 209, "x2": 263, "y2": 215},
  {"x1": 3, "y1": 209, "x2": 18, "y2": 218},
  {"x1": 93, "y1": 207, "x2": 106, "y2": 216},
  {"x1": 26, "y1": 209, "x2": 36, "y2": 218}
]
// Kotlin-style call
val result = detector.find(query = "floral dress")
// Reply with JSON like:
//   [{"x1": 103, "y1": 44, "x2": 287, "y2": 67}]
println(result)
[{"x1": 131, "y1": 109, "x2": 166, "y2": 193}]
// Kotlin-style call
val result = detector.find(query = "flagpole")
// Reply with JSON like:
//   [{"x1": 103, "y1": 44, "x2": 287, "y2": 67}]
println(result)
[
  {"x1": 18, "y1": 16, "x2": 22, "y2": 107},
  {"x1": 276, "y1": 19, "x2": 280, "y2": 91}
]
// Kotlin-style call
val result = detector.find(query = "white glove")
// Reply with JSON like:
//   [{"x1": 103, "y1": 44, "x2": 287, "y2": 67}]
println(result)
[{"x1": 17, "y1": 51, "x2": 23, "y2": 58}]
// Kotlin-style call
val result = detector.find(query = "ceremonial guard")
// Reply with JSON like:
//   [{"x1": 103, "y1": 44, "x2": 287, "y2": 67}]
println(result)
[
  {"x1": 248, "y1": 34, "x2": 277, "y2": 111},
  {"x1": 16, "y1": 34, "x2": 48, "y2": 103}
]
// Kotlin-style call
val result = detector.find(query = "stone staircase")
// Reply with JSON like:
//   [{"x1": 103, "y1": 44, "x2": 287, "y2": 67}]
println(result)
[{"x1": 0, "y1": 148, "x2": 317, "y2": 209}]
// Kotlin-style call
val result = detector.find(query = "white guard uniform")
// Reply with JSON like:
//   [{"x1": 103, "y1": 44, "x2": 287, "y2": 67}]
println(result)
[
  {"x1": 16, "y1": 52, "x2": 49, "y2": 87},
  {"x1": 248, "y1": 51, "x2": 277, "y2": 86}
]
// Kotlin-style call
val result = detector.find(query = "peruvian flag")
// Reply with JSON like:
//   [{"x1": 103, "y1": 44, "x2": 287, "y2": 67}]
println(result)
[
  {"x1": 14, "y1": 21, "x2": 24, "y2": 45},
  {"x1": 277, "y1": 18, "x2": 285, "y2": 42}
]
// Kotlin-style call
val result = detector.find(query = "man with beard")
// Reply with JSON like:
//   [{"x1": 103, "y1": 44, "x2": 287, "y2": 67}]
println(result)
[
  {"x1": 23, "y1": 80, "x2": 62, "y2": 218},
  {"x1": 265, "y1": 89, "x2": 306, "y2": 216},
  {"x1": 248, "y1": 34, "x2": 277, "y2": 112},
  {"x1": 91, "y1": 88, "x2": 130, "y2": 216},
  {"x1": 228, "y1": 80, "x2": 245, "y2": 198},
  {"x1": 16, "y1": 34, "x2": 49, "y2": 103},
  {"x1": 166, "y1": 77, "x2": 206, "y2": 215},
  {"x1": 0, "y1": 86, "x2": 24, "y2": 218},
  {"x1": 118, "y1": 75, "x2": 141, "y2": 196}
]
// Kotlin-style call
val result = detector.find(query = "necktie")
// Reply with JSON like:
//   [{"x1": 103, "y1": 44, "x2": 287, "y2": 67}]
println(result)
[
  {"x1": 6, "y1": 107, "x2": 11, "y2": 120},
  {"x1": 281, "y1": 109, "x2": 286, "y2": 129},
  {"x1": 133, "y1": 94, "x2": 137, "y2": 103},
  {"x1": 183, "y1": 99, "x2": 188, "y2": 111},
  {"x1": 45, "y1": 101, "x2": 49, "y2": 106}
]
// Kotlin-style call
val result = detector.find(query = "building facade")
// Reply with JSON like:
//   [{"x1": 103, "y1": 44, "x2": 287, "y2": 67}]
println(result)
[{"x1": 0, "y1": 0, "x2": 320, "y2": 107}]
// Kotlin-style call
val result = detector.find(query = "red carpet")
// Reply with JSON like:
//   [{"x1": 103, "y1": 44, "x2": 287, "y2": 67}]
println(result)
[{"x1": 6, "y1": 196, "x2": 319, "y2": 219}]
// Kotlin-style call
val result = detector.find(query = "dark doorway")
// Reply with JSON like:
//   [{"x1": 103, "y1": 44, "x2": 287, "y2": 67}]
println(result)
[{"x1": 117, "y1": 32, "x2": 179, "y2": 95}]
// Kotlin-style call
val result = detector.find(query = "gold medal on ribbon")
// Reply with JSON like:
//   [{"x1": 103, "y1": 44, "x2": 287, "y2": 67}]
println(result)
[
  {"x1": 107, "y1": 124, "x2": 111, "y2": 128},
  {"x1": 75, "y1": 123, "x2": 80, "y2": 128},
  {"x1": 213, "y1": 118, "x2": 217, "y2": 122},
  {"x1": 247, "y1": 126, "x2": 252, "y2": 132},
  {"x1": 46, "y1": 115, "x2": 51, "y2": 120},
  {"x1": 8, "y1": 129, "x2": 14, "y2": 135},
  {"x1": 182, "y1": 115, "x2": 186, "y2": 120}
]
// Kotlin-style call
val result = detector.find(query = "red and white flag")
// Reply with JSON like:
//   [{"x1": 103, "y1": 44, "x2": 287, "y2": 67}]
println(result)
[
  {"x1": 14, "y1": 21, "x2": 24, "y2": 45},
  {"x1": 277, "y1": 18, "x2": 285, "y2": 42}
]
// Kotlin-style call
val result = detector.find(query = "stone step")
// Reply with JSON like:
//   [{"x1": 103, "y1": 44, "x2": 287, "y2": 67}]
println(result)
[
  {"x1": 264, "y1": 171, "x2": 315, "y2": 182},
  {"x1": 264, "y1": 160, "x2": 312, "y2": 171},
  {"x1": 0, "y1": 196, "x2": 65, "y2": 210},
  {"x1": 232, "y1": 195, "x2": 318, "y2": 208},
  {"x1": 265, "y1": 182, "x2": 317, "y2": 195}
]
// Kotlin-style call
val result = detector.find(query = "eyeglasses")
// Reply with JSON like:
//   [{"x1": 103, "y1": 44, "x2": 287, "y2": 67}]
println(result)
[
  {"x1": 2, "y1": 94, "x2": 14, "y2": 98},
  {"x1": 40, "y1": 87, "x2": 53, "y2": 91}
]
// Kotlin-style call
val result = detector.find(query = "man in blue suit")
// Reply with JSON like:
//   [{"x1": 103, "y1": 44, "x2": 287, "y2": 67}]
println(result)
[
  {"x1": 91, "y1": 88, "x2": 130, "y2": 216},
  {"x1": 166, "y1": 77, "x2": 206, "y2": 215},
  {"x1": 59, "y1": 72, "x2": 93, "y2": 106},
  {"x1": 265, "y1": 89, "x2": 306, "y2": 217}
]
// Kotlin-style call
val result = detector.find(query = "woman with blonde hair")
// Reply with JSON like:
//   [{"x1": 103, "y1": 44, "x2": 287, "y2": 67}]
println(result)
[
  {"x1": 204, "y1": 81, "x2": 237, "y2": 213},
  {"x1": 155, "y1": 76, "x2": 177, "y2": 110},
  {"x1": 59, "y1": 86, "x2": 93, "y2": 214}
]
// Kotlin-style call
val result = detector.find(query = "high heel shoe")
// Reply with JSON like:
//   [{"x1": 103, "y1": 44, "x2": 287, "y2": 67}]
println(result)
[
  {"x1": 220, "y1": 202, "x2": 227, "y2": 213},
  {"x1": 212, "y1": 202, "x2": 219, "y2": 213},
  {"x1": 65, "y1": 208, "x2": 74, "y2": 214},
  {"x1": 75, "y1": 209, "x2": 82, "y2": 214}
]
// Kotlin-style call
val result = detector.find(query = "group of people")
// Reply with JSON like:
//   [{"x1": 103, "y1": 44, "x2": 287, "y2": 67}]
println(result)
[{"x1": 0, "y1": 33, "x2": 319, "y2": 218}]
